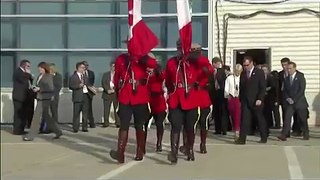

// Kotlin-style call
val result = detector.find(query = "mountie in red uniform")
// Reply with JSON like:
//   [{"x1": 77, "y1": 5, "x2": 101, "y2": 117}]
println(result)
[
  {"x1": 149, "y1": 69, "x2": 166, "y2": 114},
  {"x1": 197, "y1": 55, "x2": 214, "y2": 154},
  {"x1": 110, "y1": 53, "x2": 157, "y2": 164},
  {"x1": 166, "y1": 42, "x2": 203, "y2": 164},
  {"x1": 144, "y1": 65, "x2": 167, "y2": 152},
  {"x1": 180, "y1": 54, "x2": 214, "y2": 155}
]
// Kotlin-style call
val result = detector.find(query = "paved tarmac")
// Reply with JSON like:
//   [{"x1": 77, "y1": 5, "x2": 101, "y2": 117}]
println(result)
[{"x1": 1, "y1": 124, "x2": 320, "y2": 180}]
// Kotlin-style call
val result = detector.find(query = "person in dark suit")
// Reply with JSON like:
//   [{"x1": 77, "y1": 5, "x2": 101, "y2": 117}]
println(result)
[
  {"x1": 209, "y1": 57, "x2": 229, "y2": 135},
  {"x1": 69, "y1": 62, "x2": 94, "y2": 132},
  {"x1": 39, "y1": 63, "x2": 63, "y2": 134},
  {"x1": 23, "y1": 62, "x2": 62, "y2": 141},
  {"x1": 82, "y1": 61, "x2": 96, "y2": 128},
  {"x1": 277, "y1": 62, "x2": 309, "y2": 141},
  {"x1": 235, "y1": 56, "x2": 268, "y2": 144},
  {"x1": 12, "y1": 60, "x2": 33, "y2": 135},
  {"x1": 25, "y1": 73, "x2": 36, "y2": 129},
  {"x1": 49, "y1": 63, "x2": 63, "y2": 123},
  {"x1": 101, "y1": 61, "x2": 120, "y2": 128},
  {"x1": 279, "y1": 57, "x2": 301, "y2": 135},
  {"x1": 262, "y1": 65, "x2": 281, "y2": 129}
]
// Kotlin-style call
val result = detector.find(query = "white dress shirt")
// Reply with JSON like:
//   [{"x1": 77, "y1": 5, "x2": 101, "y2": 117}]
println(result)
[
  {"x1": 224, "y1": 74, "x2": 240, "y2": 98},
  {"x1": 110, "y1": 71, "x2": 115, "y2": 89},
  {"x1": 77, "y1": 72, "x2": 88, "y2": 93}
]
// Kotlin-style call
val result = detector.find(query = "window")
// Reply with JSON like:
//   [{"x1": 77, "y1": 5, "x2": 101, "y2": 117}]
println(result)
[
  {"x1": 20, "y1": 2, "x2": 64, "y2": 14},
  {"x1": 20, "y1": 19, "x2": 64, "y2": 49},
  {"x1": 67, "y1": 2, "x2": 116, "y2": 14},
  {"x1": 67, "y1": 52, "x2": 117, "y2": 86},
  {"x1": 1, "y1": 20, "x2": 15, "y2": 48},
  {"x1": 1, "y1": 53, "x2": 15, "y2": 87},
  {"x1": 1, "y1": 2, "x2": 15, "y2": 15},
  {"x1": 68, "y1": 19, "x2": 116, "y2": 49}
]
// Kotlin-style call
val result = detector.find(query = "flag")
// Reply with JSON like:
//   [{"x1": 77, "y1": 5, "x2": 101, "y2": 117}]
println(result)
[
  {"x1": 176, "y1": 0, "x2": 192, "y2": 55},
  {"x1": 128, "y1": 0, "x2": 158, "y2": 58}
]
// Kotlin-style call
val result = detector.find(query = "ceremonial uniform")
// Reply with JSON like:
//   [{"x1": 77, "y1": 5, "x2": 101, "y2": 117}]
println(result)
[
  {"x1": 180, "y1": 55, "x2": 214, "y2": 155},
  {"x1": 144, "y1": 65, "x2": 167, "y2": 152},
  {"x1": 166, "y1": 55, "x2": 199, "y2": 163},
  {"x1": 110, "y1": 53, "x2": 157, "y2": 163},
  {"x1": 196, "y1": 56, "x2": 214, "y2": 153}
]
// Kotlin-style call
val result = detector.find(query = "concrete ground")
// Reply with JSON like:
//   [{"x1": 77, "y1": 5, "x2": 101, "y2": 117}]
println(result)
[{"x1": 1, "y1": 124, "x2": 320, "y2": 180}]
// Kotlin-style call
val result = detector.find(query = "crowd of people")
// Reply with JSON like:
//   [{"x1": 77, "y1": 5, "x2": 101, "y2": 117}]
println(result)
[{"x1": 12, "y1": 40, "x2": 309, "y2": 164}]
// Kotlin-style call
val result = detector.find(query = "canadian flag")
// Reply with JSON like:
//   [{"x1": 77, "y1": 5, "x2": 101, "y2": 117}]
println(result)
[
  {"x1": 176, "y1": 0, "x2": 192, "y2": 55},
  {"x1": 128, "y1": 0, "x2": 158, "y2": 58}
]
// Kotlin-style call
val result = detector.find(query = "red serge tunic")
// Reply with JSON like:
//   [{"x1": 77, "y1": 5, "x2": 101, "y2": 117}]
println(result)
[
  {"x1": 165, "y1": 57, "x2": 199, "y2": 110},
  {"x1": 197, "y1": 55, "x2": 214, "y2": 109},
  {"x1": 148, "y1": 71, "x2": 166, "y2": 114},
  {"x1": 114, "y1": 53, "x2": 157, "y2": 105}
]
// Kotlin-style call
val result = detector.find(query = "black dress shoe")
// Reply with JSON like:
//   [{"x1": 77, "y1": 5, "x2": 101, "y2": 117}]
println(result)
[
  {"x1": 222, "y1": 132, "x2": 227, "y2": 135},
  {"x1": 102, "y1": 124, "x2": 109, "y2": 128},
  {"x1": 302, "y1": 132, "x2": 309, "y2": 140},
  {"x1": 257, "y1": 139, "x2": 267, "y2": 143},
  {"x1": 53, "y1": 132, "x2": 63, "y2": 139},
  {"x1": 179, "y1": 146, "x2": 187, "y2": 155},
  {"x1": 73, "y1": 130, "x2": 78, "y2": 133},
  {"x1": 23, "y1": 137, "x2": 34, "y2": 141},
  {"x1": 82, "y1": 129, "x2": 89, "y2": 132},
  {"x1": 89, "y1": 124, "x2": 96, "y2": 128},
  {"x1": 115, "y1": 124, "x2": 120, "y2": 128},
  {"x1": 291, "y1": 131, "x2": 302, "y2": 137},
  {"x1": 234, "y1": 138, "x2": 246, "y2": 145},
  {"x1": 13, "y1": 131, "x2": 27, "y2": 135},
  {"x1": 214, "y1": 131, "x2": 221, "y2": 135},
  {"x1": 277, "y1": 135, "x2": 287, "y2": 141}
]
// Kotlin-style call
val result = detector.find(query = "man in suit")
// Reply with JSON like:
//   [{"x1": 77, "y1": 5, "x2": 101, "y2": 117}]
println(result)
[
  {"x1": 262, "y1": 65, "x2": 281, "y2": 129},
  {"x1": 277, "y1": 62, "x2": 309, "y2": 141},
  {"x1": 69, "y1": 62, "x2": 94, "y2": 132},
  {"x1": 82, "y1": 61, "x2": 96, "y2": 128},
  {"x1": 235, "y1": 56, "x2": 268, "y2": 144},
  {"x1": 12, "y1": 60, "x2": 33, "y2": 135},
  {"x1": 209, "y1": 57, "x2": 229, "y2": 135},
  {"x1": 50, "y1": 63, "x2": 63, "y2": 123},
  {"x1": 101, "y1": 61, "x2": 120, "y2": 128},
  {"x1": 279, "y1": 57, "x2": 301, "y2": 136}
]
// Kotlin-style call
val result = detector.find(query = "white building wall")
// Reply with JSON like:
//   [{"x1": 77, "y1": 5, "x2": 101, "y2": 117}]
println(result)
[{"x1": 212, "y1": 1, "x2": 320, "y2": 125}]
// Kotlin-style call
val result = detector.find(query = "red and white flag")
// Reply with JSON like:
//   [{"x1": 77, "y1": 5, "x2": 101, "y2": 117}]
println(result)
[
  {"x1": 128, "y1": 0, "x2": 158, "y2": 58},
  {"x1": 176, "y1": 0, "x2": 192, "y2": 55}
]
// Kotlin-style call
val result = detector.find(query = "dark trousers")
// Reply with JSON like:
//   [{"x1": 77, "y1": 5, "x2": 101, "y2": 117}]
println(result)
[
  {"x1": 50, "y1": 95, "x2": 59, "y2": 122},
  {"x1": 103, "y1": 93, "x2": 120, "y2": 126},
  {"x1": 240, "y1": 101, "x2": 268, "y2": 141},
  {"x1": 281, "y1": 104, "x2": 300, "y2": 133},
  {"x1": 213, "y1": 90, "x2": 229, "y2": 133},
  {"x1": 145, "y1": 111, "x2": 167, "y2": 132},
  {"x1": 88, "y1": 97, "x2": 95, "y2": 126},
  {"x1": 73, "y1": 94, "x2": 90, "y2": 132},
  {"x1": 199, "y1": 107, "x2": 211, "y2": 130},
  {"x1": 25, "y1": 97, "x2": 35, "y2": 128},
  {"x1": 27, "y1": 99, "x2": 62, "y2": 139},
  {"x1": 118, "y1": 103, "x2": 150, "y2": 131},
  {"x1": 264, "y1": 102, "x2": 281, "y2": 128},
  {"x1": 168, "y1": 107, "x2": 198, "y2": 134},
  {"x1": 281, "y1": 106, "x2": 309, "y2": 136},
  {"x1": 13, "y1": 100, "x2": 28, "y2": 134}
]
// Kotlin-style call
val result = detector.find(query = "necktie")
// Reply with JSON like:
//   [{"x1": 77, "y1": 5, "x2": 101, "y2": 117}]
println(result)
[
  {"x1": 246, "y1": 70, "x2": 250, "y2": 78},
  {"x1": 290, "y1": 75, "x2": 294, "y2": 86}
]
